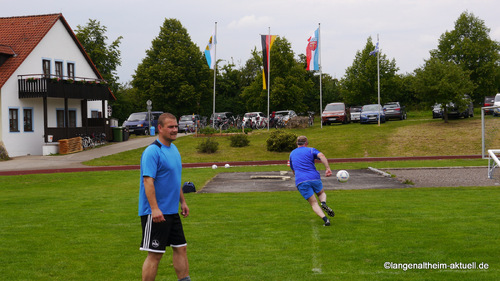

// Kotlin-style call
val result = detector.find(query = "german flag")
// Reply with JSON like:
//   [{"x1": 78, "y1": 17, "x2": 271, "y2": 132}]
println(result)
[{"x1": 261, "y1": 34, "x2": 277, "y2": 90}]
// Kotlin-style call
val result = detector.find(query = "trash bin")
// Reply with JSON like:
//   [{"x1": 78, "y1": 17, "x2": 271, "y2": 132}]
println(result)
[
  {"x1": 113, "y1": 127, "x2": 123, "y2": 142},
  {"x1": 122, "y1": 127, "x2": 129, "y2": 141},
  {"x1": 150, "y1": 126, "x2": 155, "y2": 136}
]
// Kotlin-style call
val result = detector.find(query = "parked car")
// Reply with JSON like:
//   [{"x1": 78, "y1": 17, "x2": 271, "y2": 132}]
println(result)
[
  {"x1": 210, "y1": 112, "x2": 233, "y2": 124},
  {"x1": 123, "y1": 111, "x2": 163, "y2": 135},
  {"x1": 483, "y1": 96, "x2": 495, "y2": 115},
  {"x1": 322, "y1": 102, "x2": 351, "y2": 125},
  {"x1": 446, "y1": 94, "x2": 474, "y2": 118},
  {"x1": 274, "y1": 110, "x2": 297, "y2": 124},
  {"x1": 432, "y1": 104, "x2": 443, "y2": 119},
  {"x1": 493, "y1": 94, "x2": 500, "y2": 117},
  {"x1": 178, "y1": 114, "x2": 200, "y2": 133},
  {"x1": 383, "y1": 102, "x2": 407, "y2": 120},
  {"x1": 360, "y1": 104, "x2": 386, "y2": 124},
  {"x1": 349, "y1": 106, "x2": 362, "y2": 122}
]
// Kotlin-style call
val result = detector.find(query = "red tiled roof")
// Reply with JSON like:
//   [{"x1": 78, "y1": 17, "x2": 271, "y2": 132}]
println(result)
[
  {"x1": 0, "y1": 14, "x2": 114, "y2": 100},
  {"x1": 0, "y1": 14, "x2": 60, "y2": 88}
]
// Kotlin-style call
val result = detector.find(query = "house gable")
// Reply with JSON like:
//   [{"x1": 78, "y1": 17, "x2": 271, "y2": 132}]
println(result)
[{"x1": 0, "y1": 13, "x2": 113, "y2": 100}]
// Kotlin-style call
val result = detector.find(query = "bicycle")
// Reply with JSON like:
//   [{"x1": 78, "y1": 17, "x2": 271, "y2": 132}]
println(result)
[
  {"x1": 308, "y1": 111, "x2": 315, "y2": 126},
  {"x1": 78, "y1": 134, "x2": 94, "y2": 150}
]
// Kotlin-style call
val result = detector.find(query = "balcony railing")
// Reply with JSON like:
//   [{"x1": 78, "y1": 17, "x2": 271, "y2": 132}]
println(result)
[{"x1": 18, "y1": 74, "x2": 113, "y2": 101}]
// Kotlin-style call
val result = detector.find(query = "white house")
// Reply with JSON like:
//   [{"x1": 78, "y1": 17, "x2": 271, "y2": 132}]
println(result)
[{"x1": 0, "y1": 14, "x2": 115, "y2": 157}]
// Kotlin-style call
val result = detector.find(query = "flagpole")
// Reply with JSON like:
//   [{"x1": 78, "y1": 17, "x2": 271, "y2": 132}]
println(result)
[
  {"x1": 212, "y1": 22, "x2": 217, "y2": 128},
  {"x1": 319, "y1": 23, "x2": 323, "y2": 129},
  {"x1": 267, "y1": 27, "x2": 271, "y2": 130},
  {"x1": 377, "y1": 34, "x2": 380, "y2": 127}
]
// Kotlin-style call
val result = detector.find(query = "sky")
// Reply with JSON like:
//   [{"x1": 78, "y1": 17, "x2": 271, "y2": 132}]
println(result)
[{"x1": 3, "y1": 0, "x2": 500, "y2": 84}]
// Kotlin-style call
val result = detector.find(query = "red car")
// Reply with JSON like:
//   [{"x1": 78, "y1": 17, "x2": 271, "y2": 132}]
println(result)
[{"x1": 321, "y1": 102, "x2": 351, "y2": 125}]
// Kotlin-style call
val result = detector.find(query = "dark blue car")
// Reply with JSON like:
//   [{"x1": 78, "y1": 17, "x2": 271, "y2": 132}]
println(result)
[{"x1": 360, "y1": 104, "x2": 386, "y2": 124}]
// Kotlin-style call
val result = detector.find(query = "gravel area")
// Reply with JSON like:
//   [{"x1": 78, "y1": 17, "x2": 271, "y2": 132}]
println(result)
[
  {"x1": 383, "y1": 166, "x2": 500, "y2": 187},
  {"x1": 200, "y1": 167, "x2": 500, "y2": 193}
]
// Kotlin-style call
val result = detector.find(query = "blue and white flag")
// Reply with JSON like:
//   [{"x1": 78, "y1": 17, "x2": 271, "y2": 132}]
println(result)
[
  {"x1": 204, "y1": 32, "x2": 217, "y2": 69},
  {"x1": 369, "y1": 41, "x2": 379, "y2": 56},
  {"x1": 306, "y1": 28, "x2": 320, "y2": 71}
]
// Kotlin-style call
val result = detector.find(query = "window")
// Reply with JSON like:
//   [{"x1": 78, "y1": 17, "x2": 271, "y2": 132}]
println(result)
[
  {"x1": 43, "y1": 59, "x2": 51, "y2": 78},
  {"x1": 9, "y1": 108, "x2": 19, "y2": 132},
  {"x1": 91, "y1": 110, "x2": 100, "y2": 118},
  {"x1": 55, "y1": 61, "x2": 63, "y2": 79},
  {"x1": 56, "y1": 110, "x2": 65, "y2": 128},
  {"x1": 69, "y1": 110, "x2": 76, "y2": 127},
  {"x1": 23, "y1": 108, "x2": 33, "y2": 132},
  {"x1": 56, "y1": 109, "x2": 77, "y2": 127},
  {"x1": 67, "y1": 62, "x2": 75, "y2": 79}
]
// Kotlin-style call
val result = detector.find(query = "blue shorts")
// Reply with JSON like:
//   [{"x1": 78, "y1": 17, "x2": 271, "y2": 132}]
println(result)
[{"x1": 296, "y1": 180, "x2": 324, "y2": 200}]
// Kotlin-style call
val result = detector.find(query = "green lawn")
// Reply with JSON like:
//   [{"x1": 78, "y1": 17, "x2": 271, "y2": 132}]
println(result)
[
  {"x1": 1, "y1": 168, "x2": 498, "y2": 280},
  {"x1": 2, "y1": 110, "x2": 499, "y2": 280},
  {"x1": 85, "y1": 112, "x2": 500, "y2": 166}
]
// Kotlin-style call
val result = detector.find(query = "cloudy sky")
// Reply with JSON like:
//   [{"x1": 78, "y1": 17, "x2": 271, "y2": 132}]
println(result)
[{"x1": 3, "y1": 0, "x2": 500, "y2": 83}]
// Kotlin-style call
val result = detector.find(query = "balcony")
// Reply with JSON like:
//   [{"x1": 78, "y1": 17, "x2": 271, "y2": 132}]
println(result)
[{"x1": 18, "y1": 74, "x2": 113, "y2": 101}]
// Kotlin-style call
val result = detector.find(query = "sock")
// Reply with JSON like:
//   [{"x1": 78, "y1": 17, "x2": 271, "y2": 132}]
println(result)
[
  {"x1": 321, "y1": 201, "x2": 326, "y2": 206},
  {"x1": 178, "y1": 276, "x2": 191, "y2": 281},
  {"x1": 322, "y1": 216, "x2": 328, "y2": 223}
]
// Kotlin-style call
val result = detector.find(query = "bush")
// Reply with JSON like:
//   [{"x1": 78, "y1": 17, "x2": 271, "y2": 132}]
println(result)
[
  {"x1": 266, "y1": 130, "x2": 297, "y2": 152},
  {"x1": 196, "y1": 137, "x2": 219, "y2": 153},
  {"x1": 0, "y1": 142, "x2": 10, "y2": 161},
  {"x1": 198, "y1": 126, "x2": 218, "y2": 135},
  {"x1": 229, "y1": 134, "x2": 250, "y2": 147}
]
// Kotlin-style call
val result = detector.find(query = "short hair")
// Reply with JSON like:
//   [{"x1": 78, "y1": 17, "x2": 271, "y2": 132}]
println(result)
[
  {"x1": 297, "y1": 136, "x2": 308, "y2": 146},
  {"x1": 158, "y1": 113, "x2": 176, "y2": 127}
]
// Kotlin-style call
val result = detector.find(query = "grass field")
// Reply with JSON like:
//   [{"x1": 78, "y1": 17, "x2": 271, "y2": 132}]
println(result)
[
  {"x1": 2, "y1": 110, "x2": 500, "y2": 280},
  {"x1": 1, "y1": 166, "x2": 499, "y2": 280},
  {"x1": 84, "y1": 111, "x2": 500, "y2": 166}
]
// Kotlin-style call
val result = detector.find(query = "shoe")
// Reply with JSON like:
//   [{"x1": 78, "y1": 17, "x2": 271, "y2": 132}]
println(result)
[
  {"x1": 321, "y1": 202, "x2": 335, "y2": 217},
  {"x1": 324, "y1": 219, "x2": 331, "y2": 226}
]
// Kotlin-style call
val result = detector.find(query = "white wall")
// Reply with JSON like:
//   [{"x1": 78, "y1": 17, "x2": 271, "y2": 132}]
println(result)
[{"x1": 1, "y1": 18, "x2": 107, "y2": 157}]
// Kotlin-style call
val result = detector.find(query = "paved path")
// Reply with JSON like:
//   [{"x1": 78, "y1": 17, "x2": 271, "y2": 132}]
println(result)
[{"x1": 0, "y1": 135, "x2": 157, "y2": 175}]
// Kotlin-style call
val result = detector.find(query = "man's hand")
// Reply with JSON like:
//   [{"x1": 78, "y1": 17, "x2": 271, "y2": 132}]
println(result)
[
  {"x1": 325, "y1": 168, "x2": 333, "y2": 177},
  {"x1": 180, "y1": 202, "x2": 189, "y2": 218},
  {"x1": 151, "y1": 208, "x2": 165, "y2": 223}
]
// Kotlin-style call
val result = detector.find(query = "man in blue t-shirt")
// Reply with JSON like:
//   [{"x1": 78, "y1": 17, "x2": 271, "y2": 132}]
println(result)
[
  {"x1": 139, "y1": 113, "x2": 191, "y2": 281},
  {"x1": 289, "y1": 136, "x2": 335, "y2": 226}
]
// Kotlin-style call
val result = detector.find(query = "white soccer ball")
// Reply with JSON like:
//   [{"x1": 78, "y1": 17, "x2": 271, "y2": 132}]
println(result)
[
  {"x1": 212, "y1": 164, "x2": 218, "y2": 169},
  {"x1": 225, "y1": 164, "x2": 230, "y2": 168},
  {"x1": 336, "y1": 170, "x2": 349, "y2": 183}
]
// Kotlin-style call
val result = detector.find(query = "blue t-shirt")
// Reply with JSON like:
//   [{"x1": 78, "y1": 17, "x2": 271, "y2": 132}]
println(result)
[
  {"x1": 289, "y1": 146, "x2": 321, "y2": 186},
  {"x1": 138, "y1": 140, "x2": 182, "y2": 216}
]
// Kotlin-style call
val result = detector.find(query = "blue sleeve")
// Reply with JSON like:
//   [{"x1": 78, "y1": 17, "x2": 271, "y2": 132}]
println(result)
[
  {"x1": 141, "y1": 146, "x2": 159, "y2": 179},
  {"x1": 312, "y1": 148, "x2": 321, "y2": 160}
]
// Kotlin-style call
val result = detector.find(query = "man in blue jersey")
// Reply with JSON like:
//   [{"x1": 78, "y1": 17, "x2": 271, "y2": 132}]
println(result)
[
  {"x1": 289, "y1": 136, "x2": 335, "y2": 226},
  {"x1": 139, "y1": 113, "x2": 191, "y2": 281}
]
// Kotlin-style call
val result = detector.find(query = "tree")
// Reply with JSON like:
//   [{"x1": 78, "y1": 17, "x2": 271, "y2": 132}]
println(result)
[
  {"x1": 413, "y1": 57, "x2": 475, "y2": 122},
  {"x1": 340, "y1": 37, "x2": 400, "y2": 106},
  {"x1": 75, "y1": 19, "x2": 122, "y2": 93},
  {"x1": 213, "y1": 62, "x2": 246, "y2": 114},
  {"x1": 430, "y1": 11, "x2": 500, "y2": 103},
  {"x1": 241, "y1": 37, "x2": 313, "y2": 114},
  {"x1": 132, "y1": 19, "x2": 211, "y2": 117}
]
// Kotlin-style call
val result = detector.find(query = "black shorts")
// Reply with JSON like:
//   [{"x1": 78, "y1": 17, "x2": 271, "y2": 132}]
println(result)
[{"x1": 140, "y1": 213, "x2": 187, "y2": 253}]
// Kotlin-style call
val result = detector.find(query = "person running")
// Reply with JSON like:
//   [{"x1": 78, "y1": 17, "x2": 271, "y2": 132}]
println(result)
[
  {"x1": 289, "y1": 135, "x2": 335, "y2": 226},
  {"x1": 138, "y1": 113, "x2": 191, "y2": 281}
]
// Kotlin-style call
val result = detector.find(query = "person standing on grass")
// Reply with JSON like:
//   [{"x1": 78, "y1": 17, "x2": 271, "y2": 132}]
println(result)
[
  {"x1": 289, "y1": 135, "x2": 335, "y2": 226},
  {"x1": 138, "y1": 113, "x2": 191, "y2": 281}
]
